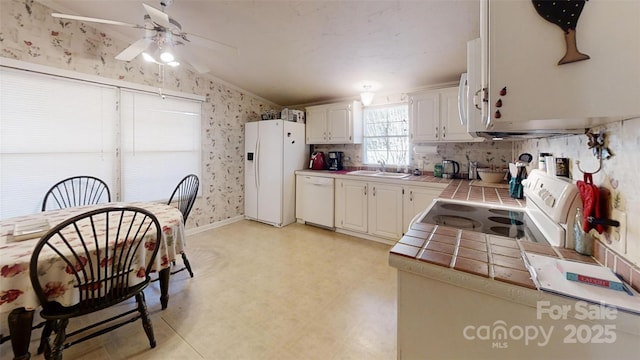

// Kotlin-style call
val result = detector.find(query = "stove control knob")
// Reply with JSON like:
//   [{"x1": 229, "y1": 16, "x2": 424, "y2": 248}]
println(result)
[{"x1": 544, "y1": 195, "x2": 555, "y2": 207}]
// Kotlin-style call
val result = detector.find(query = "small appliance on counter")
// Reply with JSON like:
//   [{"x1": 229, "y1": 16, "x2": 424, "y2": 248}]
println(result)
[
  {"x1": 327, "y1": 151, "x2": 344, "y2": 171},
  {"x1": 309, "y1": 151, "x2": 325, "y2": 170},
  {"x1": 468, "y1": 161, "x2": 478, "y2": 180},
  {"x1": 441, "y1": 160, "x2": 460, "y2": 179}
]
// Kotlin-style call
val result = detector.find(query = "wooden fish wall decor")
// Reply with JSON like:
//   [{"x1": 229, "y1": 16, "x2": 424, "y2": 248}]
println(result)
[{"x1": 532, "y1": 0, "x2": 591, "y2": 65}]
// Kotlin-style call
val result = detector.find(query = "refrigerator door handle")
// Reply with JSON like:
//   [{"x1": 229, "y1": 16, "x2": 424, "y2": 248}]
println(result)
[{"x1": 255, "y1": 138, "x2": 260, "y2": 189}]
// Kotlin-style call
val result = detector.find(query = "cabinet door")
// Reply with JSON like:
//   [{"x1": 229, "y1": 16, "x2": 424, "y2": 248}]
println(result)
[
  {"x1": 440, "y1": 87, "x2": 474, "y2": 141},
  {"x1": 485, "y1": 0, "x2": 640, "y2": 128},
  {"x1": 305, "y1": 107, "x2": 327, "y2": 144},
  {"x1": 410, "y1": 92, "x2": 439, "y2": 141},
  {"x1": 368, "y1": 183, "x2": 403, "y2": 239},
  {"x1": 295, "y1": 175, "x2": 303, "y2": 220},
  {"x1": 327, "y1": 104, "x2": 351, "y2": 143},
  {"x1": 335, "y1": 179, "x2": 368, "y2": 233},
  {"x1": 402, "y1": 186, "x2": 442, "y2": 233}
]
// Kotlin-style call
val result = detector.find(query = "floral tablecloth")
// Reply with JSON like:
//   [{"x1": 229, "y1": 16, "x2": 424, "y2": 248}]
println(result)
[{"x1": 0, "y1": 202, "x2": 185, "y2": 315}]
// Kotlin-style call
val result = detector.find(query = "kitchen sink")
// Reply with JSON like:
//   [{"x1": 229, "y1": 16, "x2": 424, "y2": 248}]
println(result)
[{"x1": 347, "y1": 170, "x2": 411, "y2": 179}]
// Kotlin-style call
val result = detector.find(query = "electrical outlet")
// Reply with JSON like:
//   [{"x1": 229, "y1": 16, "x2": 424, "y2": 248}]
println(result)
[{"x1": 607, "y1": 209, "x2": 627, "y2": 255}]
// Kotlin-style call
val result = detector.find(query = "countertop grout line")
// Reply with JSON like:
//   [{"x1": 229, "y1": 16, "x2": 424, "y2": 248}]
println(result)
[
  {"x1": 449, "y1": 229, "x2": 462, "y2": 268},
  {"x1": 486, "y1": 235, "x2": 495, "y2": 279}
]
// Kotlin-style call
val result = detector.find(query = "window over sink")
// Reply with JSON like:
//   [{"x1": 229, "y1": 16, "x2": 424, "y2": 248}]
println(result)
[{"x1": 363, "y1": 104, "x2": 409, "y2": 167}]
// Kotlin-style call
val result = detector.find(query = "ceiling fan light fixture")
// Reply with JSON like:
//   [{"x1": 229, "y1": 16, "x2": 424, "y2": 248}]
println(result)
[
  {"x1": 167, "y1": 61, "x2": 180, "y2": 67},
  {"x1": 160, "y1": 51, "x2": 175, "y2": 63}
]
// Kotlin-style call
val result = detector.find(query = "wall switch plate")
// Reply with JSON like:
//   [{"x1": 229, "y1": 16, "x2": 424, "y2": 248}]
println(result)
[{"x1": 607, "y1": 209, "x2": 627, "y2": 255}]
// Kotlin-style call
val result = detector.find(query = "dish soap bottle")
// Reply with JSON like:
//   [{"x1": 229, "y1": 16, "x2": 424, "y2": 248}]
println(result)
[{"x1": 573, "y1": 207, "x2": 593, "y2": 255}]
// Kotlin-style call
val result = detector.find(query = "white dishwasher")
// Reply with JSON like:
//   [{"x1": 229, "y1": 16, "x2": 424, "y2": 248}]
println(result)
[{"x1": 300, "y1": 175, "x2": 334, "y2": 228}]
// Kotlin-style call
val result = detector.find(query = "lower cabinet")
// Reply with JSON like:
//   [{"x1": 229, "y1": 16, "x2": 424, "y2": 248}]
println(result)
[
  {"x1": 335, "y1": 179, "x2": 403, "y2": 240},
  {"x1": 402, "y1": 185, "x2": 443, "y2": 233}
]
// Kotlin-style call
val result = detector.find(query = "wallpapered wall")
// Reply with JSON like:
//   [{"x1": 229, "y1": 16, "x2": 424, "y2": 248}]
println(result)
[
  {"x1": 0, "y1": 0, "x2": 279, "y2": 229},
  {"x1": 515, "y1": 118, "x2": 640, "y2": 267}
]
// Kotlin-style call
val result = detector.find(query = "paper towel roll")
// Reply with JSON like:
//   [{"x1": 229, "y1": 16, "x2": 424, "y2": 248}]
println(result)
[{"x1": 413, "y1": 145, "x2": 438, "y2": 155}]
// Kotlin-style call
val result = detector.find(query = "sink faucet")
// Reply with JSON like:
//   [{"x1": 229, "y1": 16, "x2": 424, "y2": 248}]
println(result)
[{"x1": 378, "y1": 160, "x2": 386, "y2": 172}]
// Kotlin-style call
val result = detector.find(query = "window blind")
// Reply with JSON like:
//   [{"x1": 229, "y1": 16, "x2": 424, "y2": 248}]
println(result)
[
  {"x1": 120, "y1": 90, "x2": 201, "y2": 202},
  {"x1": 0, "y1": 67, "x2": 202, "y2": 219},
  {"x1": 0, "y1": 68, "x2": 117, "y2": 218}
]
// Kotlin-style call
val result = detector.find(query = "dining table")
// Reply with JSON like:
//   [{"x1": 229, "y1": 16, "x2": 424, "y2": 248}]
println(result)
[{"x1": 0, "y1": 202, "x2": 186, "y2": 360}]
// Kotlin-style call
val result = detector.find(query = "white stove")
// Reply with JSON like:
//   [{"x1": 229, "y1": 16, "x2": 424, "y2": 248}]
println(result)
[{"x1": 413, "y1": 170, "x2": 582, "y2": 248}]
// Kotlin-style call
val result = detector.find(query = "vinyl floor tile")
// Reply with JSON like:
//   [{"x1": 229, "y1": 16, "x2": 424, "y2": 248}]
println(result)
[{"x1": 2, "y1": 221, "x2": 397, "y2": 360}]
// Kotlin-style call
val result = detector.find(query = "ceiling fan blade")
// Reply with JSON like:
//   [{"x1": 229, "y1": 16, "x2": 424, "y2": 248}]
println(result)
[
  {"x1": 51, "y1": 13, "x2": 140, "y2": 28},
  {"x1": 182, "y1": 32, "x2": 238, "y2": 56},
  {"x1": 115, "y1": 38, "x2": 152, "y2": 61},
  {"x1": 182, "y1": 57, "x2": 210, "y2": 74},
  {"x1": 177, "y1": 50, "x2": 210, "y2": 74},
  {"x1": 142, "y1": 3, "x2": 173, "y2": 29}
]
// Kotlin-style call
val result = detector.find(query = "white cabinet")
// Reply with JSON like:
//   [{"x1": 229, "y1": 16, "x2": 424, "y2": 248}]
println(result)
[
  {"x1": 305, "y1": 101, "x2": 363, "y2": 144},
  {"x1": 368, "y1": 183, "x2": 404, "y2": 239},
  {"x1": 409, "y1": 87, "x2": 476, "y2": 142},
  {"x1": 402, "y1": 186, "x2": 442, "y2": 233},
  {"x1": 335, "y1": 179, "x2": 368, "y2": 233},
  {"x1": 335, "y1": 179, "x2": 403, "y2": 240},
  {"x1": 480, "y1": 0, "x2": 640, "y2": 129},
  {"x1": 408, "y1": 91, "x2": 439, "y2": 141}
]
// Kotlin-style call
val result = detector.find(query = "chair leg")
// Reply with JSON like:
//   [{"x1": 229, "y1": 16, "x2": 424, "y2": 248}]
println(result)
[
  {"x1": 37, "y1": 320, "x2": 54, "y2": 355},
  {"x1": 136, "y1": 292, "x2": 156, "y2": 348},
  {"x1": 182, "y1": 252, "x2": 194, "y2": 278},
  {"x1": 50, "y1": 319, "x2": 69, "y2": 360}
]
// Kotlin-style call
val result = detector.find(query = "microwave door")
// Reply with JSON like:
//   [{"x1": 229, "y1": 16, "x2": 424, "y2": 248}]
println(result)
[{"x1": 458, "y1": 73, "x2": 468, "y2": 127}]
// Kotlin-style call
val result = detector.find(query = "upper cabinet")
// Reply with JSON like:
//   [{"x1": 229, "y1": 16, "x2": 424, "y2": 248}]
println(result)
[
  {"x1": 305, "y1": 100, "x2": 363, "y2": 144},
  {"x1": 409, "y1": 86, "x2": 477, "y2": 142},
  {"x1": 480, "y1": 0, "x2": 640, "y2": 130}
]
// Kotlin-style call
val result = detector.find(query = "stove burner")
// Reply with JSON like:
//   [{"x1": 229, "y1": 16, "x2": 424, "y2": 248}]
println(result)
[
  {"x1": 490, "y1": 226, "x2": 525, "y2": 238},
  {"x1": 432, "y1": 215, "x2": 482, "y2": 229},
  {"x1": 440, "y1": 203, "x2": 476, "y2": 212},
  {"x1": 488, "y1": 216, "x2": 524, "y2": 226}
]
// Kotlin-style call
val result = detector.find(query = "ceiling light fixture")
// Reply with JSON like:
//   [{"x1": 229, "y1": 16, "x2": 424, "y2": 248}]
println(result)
[
  {"x1": 360, "y1": 85, "x2": 375, "y2": 106},
  {"x1": 356, "y1": 81, "x2": 382, "y2": 106}
]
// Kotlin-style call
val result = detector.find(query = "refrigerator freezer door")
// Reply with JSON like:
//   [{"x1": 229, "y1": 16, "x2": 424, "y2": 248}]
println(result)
[{"x1": 244, "y1": 122, "x2": 258, "y2": 220}]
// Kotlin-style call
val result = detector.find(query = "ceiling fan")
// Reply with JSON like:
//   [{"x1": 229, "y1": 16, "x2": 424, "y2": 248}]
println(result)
[{"x1": 51, "y1": 0, "x2": 237, "y2": 73}]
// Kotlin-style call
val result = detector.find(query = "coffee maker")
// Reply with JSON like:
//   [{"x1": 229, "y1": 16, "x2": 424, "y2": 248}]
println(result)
[{"x1": 327, "y1": 151, "x2": 344, "y2": 171}]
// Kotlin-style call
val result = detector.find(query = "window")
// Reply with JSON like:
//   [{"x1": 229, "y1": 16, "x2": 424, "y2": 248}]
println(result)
[
  {"x1": 0, "y1": 67, "x2": 201, "y2": 219},
  {"x1": 120, "y1": 90, "x2": 201, "y2": 202},
  {"x1": 363, "y1": 104, "x2": 409, "y2": 166}
]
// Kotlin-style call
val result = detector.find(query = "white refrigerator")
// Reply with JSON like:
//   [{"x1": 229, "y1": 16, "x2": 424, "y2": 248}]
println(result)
[{"x1": 244, "y1": 120, "x2": 308, "y2": 227}]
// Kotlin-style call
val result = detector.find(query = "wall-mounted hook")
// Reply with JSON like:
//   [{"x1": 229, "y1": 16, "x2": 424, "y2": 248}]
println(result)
[{"x1": 575, "y1": 147, "x2": 603, "y2": 175}]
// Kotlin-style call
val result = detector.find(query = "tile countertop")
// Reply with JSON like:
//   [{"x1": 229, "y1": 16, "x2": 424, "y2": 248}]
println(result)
[{"x1": 390, "y1": 222, "x2": 598, "y2": 291}]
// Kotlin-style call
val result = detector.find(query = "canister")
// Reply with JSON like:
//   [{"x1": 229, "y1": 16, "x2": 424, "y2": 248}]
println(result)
[
  {"x1": 434, "y1": 164, "x2": 443, "y2": 178},
  {"x1": 555, "y1": 158, "x2": 569, "y2": 177}
]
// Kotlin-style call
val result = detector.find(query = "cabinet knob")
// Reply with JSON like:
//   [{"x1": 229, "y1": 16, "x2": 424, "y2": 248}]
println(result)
[
  {"x1": 410, "y1": 191, "x2": 413, "y2": 201},
  {"x1": 442, "y1": 126, "x2": 446, "y2": 138},
  {"x1": 373, "y1": 187, "x2": 376, "y2": 196},
  {"x1": 364, "y1": 185, "x2": 367, "y2": 196}
]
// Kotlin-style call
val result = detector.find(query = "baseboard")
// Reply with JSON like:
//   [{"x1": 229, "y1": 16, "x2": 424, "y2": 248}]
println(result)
[
  {"x1": 334, "y1": 228, "x2": 397, "y2": 246},
  {"x1": 185, "y1": 215, "x2": 244, "y2": 236}
]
